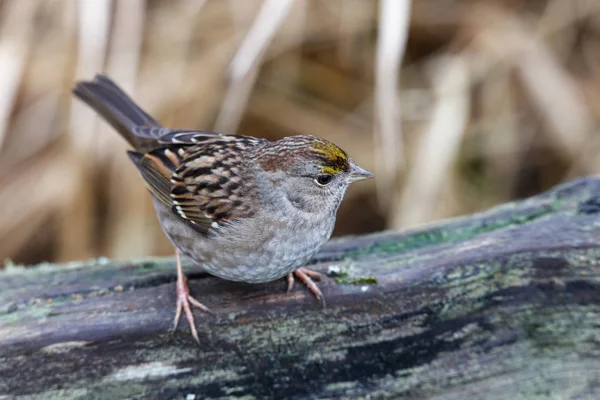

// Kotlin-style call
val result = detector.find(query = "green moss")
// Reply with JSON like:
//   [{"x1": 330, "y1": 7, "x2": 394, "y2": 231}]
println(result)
[
  {"x1": 328, "y1": 263, "x2": 378, "y2": 285},
  {"x1": 3, "y1": 258, "x2": 16, "y2": 268},
  {"x1": 0, "y1": 302, "x2": 53, "y2": 326},
  {"x1": 326, "y1": 381, "x2": 359, "y2": 392},
  {"x1": 138, "y1": 261, "x2": 157, "y2": 270},
  {"x1": 334, "y1": 273, "x2": 378, "y2": 285},
  {"x1": 346, "y1": 203, "x2": 558, "y2": 259}
]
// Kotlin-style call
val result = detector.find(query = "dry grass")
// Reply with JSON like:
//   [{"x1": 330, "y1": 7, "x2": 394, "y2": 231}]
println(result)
[{"x1": 0, "y1": 0, "x2": 598, "y2": 265}]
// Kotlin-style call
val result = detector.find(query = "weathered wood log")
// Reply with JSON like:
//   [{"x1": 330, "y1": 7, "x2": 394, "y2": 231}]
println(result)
[{"x1": 2, "y1": 177, "x2": 600, "y2": 399}]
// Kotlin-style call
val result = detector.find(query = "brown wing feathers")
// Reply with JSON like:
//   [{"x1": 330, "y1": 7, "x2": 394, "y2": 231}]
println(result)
[
  {"x1": 170, "y1": 140, "x2": 261, "y2": 226},
  {"x1": 74, "y1": 75, "x2": 264, "y2": 233},
  {"x1": 126, "y1": 151, "x2": 173, "y2": 208}
]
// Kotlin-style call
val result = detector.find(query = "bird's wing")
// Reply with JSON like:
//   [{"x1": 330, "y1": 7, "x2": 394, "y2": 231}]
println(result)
[{"x1": 129, "y1": 132, "x2": 266, "y2": 234}]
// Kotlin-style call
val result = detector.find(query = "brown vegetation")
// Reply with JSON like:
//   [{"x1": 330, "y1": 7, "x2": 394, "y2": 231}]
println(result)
[{"x1": 0, "y1": 0, "x2": 598, "y2": 265}]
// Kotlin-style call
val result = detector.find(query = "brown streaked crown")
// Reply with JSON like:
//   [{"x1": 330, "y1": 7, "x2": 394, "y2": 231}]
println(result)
[{"x1": 256, "y1": 135, "x2": 350, "y2": 174}]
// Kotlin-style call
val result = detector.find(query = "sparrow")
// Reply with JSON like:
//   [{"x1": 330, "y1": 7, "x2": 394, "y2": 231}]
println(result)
[{"x1": 72, "y1": 75, "x2": 373, "y2": 343}]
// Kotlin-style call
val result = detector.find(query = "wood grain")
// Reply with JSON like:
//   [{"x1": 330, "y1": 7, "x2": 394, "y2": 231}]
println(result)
[{"x1": 2, "y1": 177, "x2": 600, "y2": 399}]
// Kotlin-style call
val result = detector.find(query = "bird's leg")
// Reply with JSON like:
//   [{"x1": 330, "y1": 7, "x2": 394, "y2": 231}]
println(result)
[
  {"x1": 286, "y1": 272, "x2": 295, "y2": 293},
  {"x1": 287, "y1": 267, "x2": 326, "y2": 307},
  {"x1": 172, "y1": 249, "x2": 212, "y2": 343}
]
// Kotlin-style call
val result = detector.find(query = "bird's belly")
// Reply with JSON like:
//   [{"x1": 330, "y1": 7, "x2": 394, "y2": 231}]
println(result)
[
  {"x1": 199, "y1": 223, "x2": 331, "y2": 283},
  {"x1": 201, "y1": 247, "x2": 311, "y2": 283},
  {"x1": 153, "y1": 199, "x2": 334, "y2": 283}
]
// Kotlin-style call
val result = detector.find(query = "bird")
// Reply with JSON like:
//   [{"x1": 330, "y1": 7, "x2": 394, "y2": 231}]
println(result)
[{"x1": 72, "y1": 75, "x2": 374, "y2": 343}]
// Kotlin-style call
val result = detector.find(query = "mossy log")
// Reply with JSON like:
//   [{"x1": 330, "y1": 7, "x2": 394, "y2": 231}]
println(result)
[{"x1": 2, "y1": 177, "x2": 600, "y2": 399}]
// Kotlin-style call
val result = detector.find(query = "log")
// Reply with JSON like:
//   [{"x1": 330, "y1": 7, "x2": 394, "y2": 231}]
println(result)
[{"x1": 2, "y1": 177, "x2": 600, "y2": 399}]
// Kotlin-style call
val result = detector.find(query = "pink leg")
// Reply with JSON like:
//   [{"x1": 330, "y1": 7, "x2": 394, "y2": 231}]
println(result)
[
  {"x1": 287, "y1": 267, "x2": 326, "y2": 307},
  {"x1": 172, "y1": 250, "x2": 212, "y2": 343},
  {"x1": 286, "y1": 272, "x2": 295, "y2": 293}
]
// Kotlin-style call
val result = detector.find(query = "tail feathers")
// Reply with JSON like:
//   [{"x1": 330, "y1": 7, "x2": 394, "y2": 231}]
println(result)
[{"x1": 73, "y1": 74, "x2": 162, "y2": 151}]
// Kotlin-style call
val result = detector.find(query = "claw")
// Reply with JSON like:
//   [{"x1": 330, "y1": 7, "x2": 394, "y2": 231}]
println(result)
[{"x1": 288, "y1": 267, "x2": 326, "y2": 307}]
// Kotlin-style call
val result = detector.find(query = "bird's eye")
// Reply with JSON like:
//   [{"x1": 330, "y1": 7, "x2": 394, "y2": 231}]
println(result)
[{"x1": 315, "y1": 174, "x2": 333, "y2": 186}]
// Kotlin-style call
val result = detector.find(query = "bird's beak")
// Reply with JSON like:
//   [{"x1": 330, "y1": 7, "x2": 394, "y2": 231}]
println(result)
[{"x1": 348, "y1": 161, "x2": 374, "y2": 182}]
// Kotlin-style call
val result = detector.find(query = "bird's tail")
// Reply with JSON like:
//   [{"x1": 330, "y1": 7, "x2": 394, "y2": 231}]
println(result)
[{"x1": 72, "y1": 74, "x2": 164, "y2": 152}]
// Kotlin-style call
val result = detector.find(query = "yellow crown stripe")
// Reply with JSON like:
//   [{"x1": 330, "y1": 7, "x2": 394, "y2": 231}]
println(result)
[
  {"x1": 321, "y1": 165, "x2": 345, "y2": 174},
  {"x1": 311, "y1": 140, "x2": 348, "y2": 161},
  {"x1": 309, "y1": 140, "x2": 349, "y2": 174}
]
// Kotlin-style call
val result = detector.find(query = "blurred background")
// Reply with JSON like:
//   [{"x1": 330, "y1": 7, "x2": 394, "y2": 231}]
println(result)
[{"x1": 0, "y1": 0, "x2": 599, "y2": 266}]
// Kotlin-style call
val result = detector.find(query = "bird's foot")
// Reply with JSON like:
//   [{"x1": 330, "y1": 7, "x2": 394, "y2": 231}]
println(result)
[
  {"x1": 171, "y1": 250, "x2": 212, "y2": 344},
  {"x1": 172, "y1": 274, "x2": 212, "y2": 344},
  {"x1": 287, "y1": 267, "x2": 326, "y2": 307}
]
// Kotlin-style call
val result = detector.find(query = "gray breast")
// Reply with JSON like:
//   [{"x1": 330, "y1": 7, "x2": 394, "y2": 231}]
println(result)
[{"x1": 152, "y1": 198, "x2": 335, "y2": 283}]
